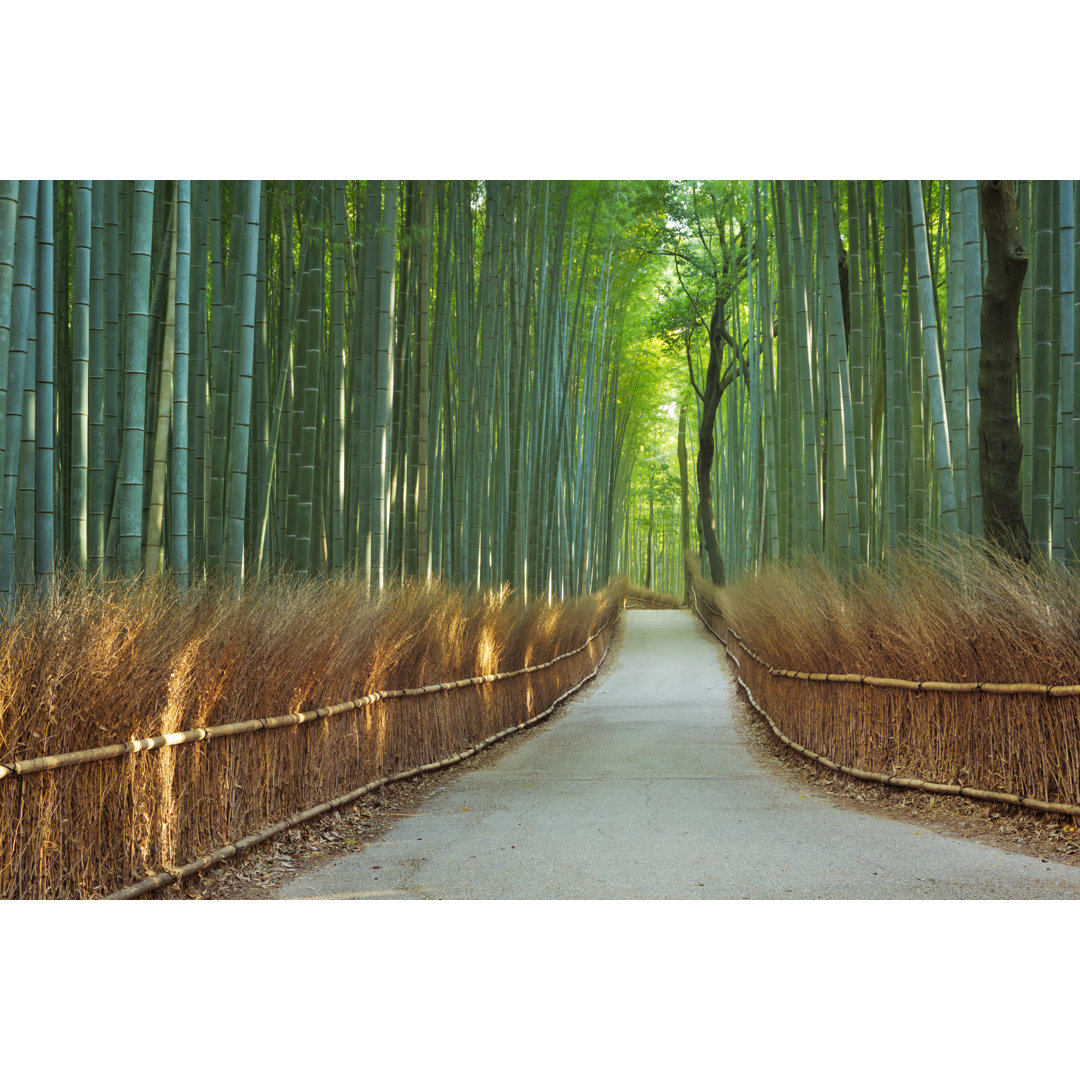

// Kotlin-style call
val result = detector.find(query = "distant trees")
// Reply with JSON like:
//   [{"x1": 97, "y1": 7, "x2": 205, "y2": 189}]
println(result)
[
  {"x1": 649, "y1": 182, "x2": 750, "y2": 586},
  {"x1": 646, "y1": 180, "x2": 1076, "y2": 585}
]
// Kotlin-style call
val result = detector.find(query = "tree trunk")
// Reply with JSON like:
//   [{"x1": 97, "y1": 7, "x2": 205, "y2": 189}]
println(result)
[
  {"x1": 978, "y1": 180, "x2": 1032, "y2": 561},
  {"x1": 697, "y1": 298, "x2": 726, "y2": 586}
]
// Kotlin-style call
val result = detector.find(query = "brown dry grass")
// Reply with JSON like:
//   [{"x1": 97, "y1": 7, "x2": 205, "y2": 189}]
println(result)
[
  {"x1": 0, "y1": 572, "x2": 624, "y2": 898},
  {"x1": 624, "y1": 582, "x2": 682, "y2": 609},
  {"x1": 689, "y1": 541, "x2": 1080, "y2": 816}
]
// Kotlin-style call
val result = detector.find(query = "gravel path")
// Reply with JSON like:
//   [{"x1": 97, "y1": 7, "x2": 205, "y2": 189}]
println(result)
[{"x1": 274, "y1": 609, "x2": 1080, "y2": 900}]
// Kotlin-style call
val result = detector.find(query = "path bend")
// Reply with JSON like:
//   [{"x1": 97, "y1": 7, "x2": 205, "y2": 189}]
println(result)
[{"x1": 276, "y1": 609, "x2": 1080, "y2": 899}]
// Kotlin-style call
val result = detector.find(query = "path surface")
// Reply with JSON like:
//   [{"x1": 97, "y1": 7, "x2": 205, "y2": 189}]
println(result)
[{"x1": 275, "y1": 609, "x2": 1080, "y2": 899}]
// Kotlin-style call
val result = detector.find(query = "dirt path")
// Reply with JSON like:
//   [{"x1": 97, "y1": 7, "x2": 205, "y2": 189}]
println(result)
[{"x1": 232, "y1": 609, "x2": 1080, "y2": 900}]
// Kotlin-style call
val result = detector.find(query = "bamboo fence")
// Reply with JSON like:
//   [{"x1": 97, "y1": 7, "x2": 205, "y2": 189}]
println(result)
[
  {"x1": 622, "y1": 586, "x2": 683, "y2": 610},
  {"x1": 0, "y1": 610, "x2": 620, "y2": 900},
  {"x1": 691, "y1": 586, "x2": 1080, "y2": 819}
]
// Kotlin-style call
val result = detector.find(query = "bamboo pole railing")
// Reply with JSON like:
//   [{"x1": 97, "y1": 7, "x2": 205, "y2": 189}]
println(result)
[
  {"x1": 0, "y1": 620, "x2": 613, "y2": 782},
  {"x1": 107, "y1": 631, "x2": 614, "y2": 900},
  {"x1": 1, "y1": 608, "x2": 620, "y2": 899},
  {"x1": 691, "y1": 585, "x2": 1080, "y2": 820}
]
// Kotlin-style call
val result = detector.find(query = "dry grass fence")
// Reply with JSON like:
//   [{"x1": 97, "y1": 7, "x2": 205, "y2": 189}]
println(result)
[
  {"x1": 689, "y1": 547, "x2": 1080, "y2": 819},
  {"x1": 623, "y1": 584, "x2": 682, "y2": 610},
  {"x1": 0, "y1": 574, "x2": 624, "y2": 899}
]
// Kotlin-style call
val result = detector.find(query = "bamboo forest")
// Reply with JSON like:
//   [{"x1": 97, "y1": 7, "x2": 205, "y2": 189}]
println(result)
[
  {"x1": 10, "y1": 177, "x2": 1080, "y2": 906},
  {"x1": 0, "y1": 180, "x2": 1073, "y2": 599}
]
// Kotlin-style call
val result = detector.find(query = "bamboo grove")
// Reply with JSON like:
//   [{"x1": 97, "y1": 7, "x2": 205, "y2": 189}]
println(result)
[
  {"x1": 4, "y1": 179, "x2": 1077, "y2": 606},
  {"x1": 647, "y1": 180, "x2": 1080, "y2": 589},
  {"x1": 0, "y1": 180, "x2": 670, "y2": 604}
]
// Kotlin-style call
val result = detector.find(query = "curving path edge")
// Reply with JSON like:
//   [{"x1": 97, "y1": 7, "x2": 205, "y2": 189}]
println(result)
[{"x1": 274, "y1": 609, "x2": 1080, "y2": 899}]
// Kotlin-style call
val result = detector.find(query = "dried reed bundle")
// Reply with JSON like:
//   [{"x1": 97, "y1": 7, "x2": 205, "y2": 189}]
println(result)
[
  {"x1": 624, "y1": 581, "x2": 682, "y2": 609},
  {"x1": 0, "y1": 574, "x2": 625, "y2": 899}
]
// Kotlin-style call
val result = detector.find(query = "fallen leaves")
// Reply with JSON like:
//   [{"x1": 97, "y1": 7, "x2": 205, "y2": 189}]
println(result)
[{"x1": 164, "y1": 771, "x2": 455, "y2": 899}]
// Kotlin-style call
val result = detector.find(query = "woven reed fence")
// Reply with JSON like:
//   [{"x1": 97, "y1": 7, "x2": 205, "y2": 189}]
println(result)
[
  {"x1": 0, "y1": 609, "x2": 619, "y2": 900},
  {"x1": 691, "y1": 586, "x2": 1080, "y2": 819},
  {"x1": 623, "y1": 587, "x2": 682, "y2": 610}
]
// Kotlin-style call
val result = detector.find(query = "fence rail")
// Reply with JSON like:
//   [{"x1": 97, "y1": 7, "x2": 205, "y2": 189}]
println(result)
[
  {"x1": 0, "y1": 624, "x2": 610, "y2": 783},
  {"x1": 108, "y1": 620, "x2": 616, "y2": 900},
  {"x1": 691, "y1": 586, "x2": 1080, "y2": 820},
  {"x1": 1, "y1": 610, "x2": 619, "y2": 899}
]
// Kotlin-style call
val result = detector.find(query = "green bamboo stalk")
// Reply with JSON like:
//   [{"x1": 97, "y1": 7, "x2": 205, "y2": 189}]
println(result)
[
  {"x1": 959, "y1": 179, "x2": 983, "y2": 537},
  {"x1": 771, "y1": 181, "x2": 797, "y2": 557},
  {"x1": 0, "y1": 182, "x2": 18, "y2": 532},
  {"x1": 88, "y1": 183, "x2": 105, "y2": 574},
  {"x1": 249, "y1": 184, "x2": 269, "y2": 566},
  {"x1": 904, "y1": 187, "x2": 927, "y2": 535},
  {"x1": 144, "y1": 197, "x2": 177, "y2": 576},
  {"x1": 371, "y1": 181, "x2": 397, "y2": 591},
  {"x1": 55, "y1": 183, "x2": 70, "y2": 555},
  {"x1": 427, "y1": 184, "x2": 452, "y2": 579},
  {"x1": 1059, "y1": 181, "x2": 1076, "y2": 561},
  {"x1": 206, "y1": 181, "x2": 229, "y2": 567},
  {"x1": 786, "y1": 181, "x2": 821, "y2": 553},
  {"x1": 294, "y1": 183, "x2": 325, "y2": 576},
  {"x1": 845, "y1": 180, "x2": 870, "y2": 560},
  {"x1": 1031, "y1": 179, "x2": 1054, "y2": 557},
  {"x1": 171, "y1": 180, "x2": 191, "y2": 586},
  {"x1": 908, "y1": 179, "x2": 957, "y2": 532},
  {"x1": 0, "y1": 181, "x2": 38, "y2": 604},
  {"x1": 330, "y1": 180, "x2": 346, "y2": 572},
  {"x1": 864, "y1": 183, "x2": 887, "y2": 558},
  {"x1": 224, "y1": 180, "x2": 262, "y2": 582},
  {"x1": 117, "y1": 181, "x2": 155, "y2": 576},
  {"x1": 1019, "y1": 181, "x2": 1033, "y2": 527},
  {"x1": 883, "y1": 181, "x2": 906, "y2": 546},
  {"x1": 35, "y1": 180, "x2": 55, "y2": 586},
  {"x1": 416, "y1": 181, "x2": 432, "y2": 581},
  {"x1": 946, "y1": 182, "x2": 970, "y2": 534},
  {"x1": 18, "y1": 304, "x2": 36, "y2": 590},
  {"x1": 188, "y1": 181, "x2": 209, "y2": 574},
  {"x1": 68, "y1": 181, "x2": 91, "y2": 572}
]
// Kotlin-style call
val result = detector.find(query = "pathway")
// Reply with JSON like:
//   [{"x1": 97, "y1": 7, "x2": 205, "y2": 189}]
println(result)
[{"x1": 274, "y1": 609, "x2": 1080, "y2": 899}]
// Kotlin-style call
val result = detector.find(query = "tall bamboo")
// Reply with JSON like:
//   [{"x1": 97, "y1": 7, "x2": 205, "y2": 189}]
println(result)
[
  {"x1": 35, "y1": 180, "x2": 55, "y2": 585},
  {"x1": 224, "y1": 180, "x2": 262, "y2": 582},
  {"x1": 909, "y1": 180, "x2": 957, "y2": 532},
  {"x1": 144, "y1": 197, "x2": 177, "y2": 576},
  {"x1": 116, "y1": 181, "x2": 154, "y2": 576},
  {"x1": 70, "y1": 181, "x2": 91, "y2": 572},
  {"x1": 171, "y1": 180, "x2": 191, "y2": 585},
  {"x1": 1031, "y1": 179, "x2": 1054, "y2": 557},
  {"x1": 0, "y1": 181, "x2": 38, "y2": 604}
]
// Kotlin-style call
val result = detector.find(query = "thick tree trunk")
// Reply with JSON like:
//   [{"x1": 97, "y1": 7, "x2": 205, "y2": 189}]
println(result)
[
  {"x1": 978, "y1": 181, "x2": 1031, "y2": 562},
  {"x1": 697, "y1": 299, "x2": 726, "y2": 586}
]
